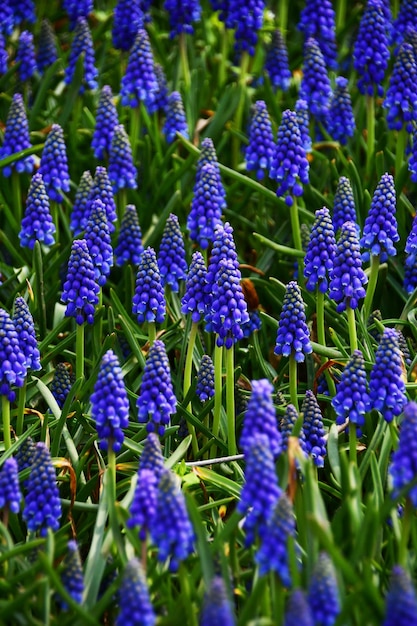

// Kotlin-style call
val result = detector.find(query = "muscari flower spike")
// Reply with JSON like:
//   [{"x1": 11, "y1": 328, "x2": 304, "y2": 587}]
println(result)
[
  {"x1": 39, "y1": 124, "x2": 70, "y2": 203},
  {"x1": 115, "y1": 204, "x2": 144, "y2": 267},
  {"x1": 0, "y1": 1, "x2": 14, "y2": 37},
  {"x1": 384, "y1": 42, "x2": 417, "y2": 132},
  {"x1": 274, "y1": 281, "x2": 312, "y2": 363},
  {"x1": 205, "y1": 222, "x2": 239, "y2": 294},
  {"x1": 61, "y1": 239, "x2": 100, "y2": 325},
  {"x1": 51, "y1": 362, "x2": 73, "y2": 408},
  {"x1": 163, "y1": 91, "x2": 189, "y2": 144},
  {"x1": 240, "y1": 378, "x2": 281, "y2": 458},
  {"x1": 301, "y1": 390, "x2": 327, "y2": 468},
  {"x1": 245, "y1": 100, "x2": 275, "y2": 180},
  {"x1": 332, "y1": 350, "x2": 369, "y2": 428},
  {"x1": 229, "y1": 0, "x2": 266, "y2": 56},
  {"x1": 404, "y1": 213, "x2": 417, "y2": 293},
  {"x1": 16, "y1": 436, "x2": 36, "y2": 473},
  {"x1": 37, "y1": 19, "x2": 58, "y2": 74},
  {"x1": 196, "y1": 354, "x2": 215, "y2": 402},
  {"x1": 63, "y1": 0, "x2": 93, "y2": 29},
  {"x1": 158, "y1": 213, "x2": 188, "y2": 292},
  {"x1": 132, "y1": 247, "x2": 166, "y2": 325},
  {"x1": 116, "y1": 558, "x2": 156, "y2": 626},
  {"x1": 329, "y1": 221, "x2": 368, "y2": 313},
  {"x1": 9, "y1": 0, "x2": 35, "y2": 24},
  {"x1": 298, "y1": 0, "x2": 337, "y2": 70},
  {"x1": 295, "y1": 98, "x2": 312, "y2": 153},
  {"x1": 91, "y1": 349, "x2": 130, "y2": 452},
  {"x1": 137, "y1": 339, "x2": 176, "y2": 435},
  {"x1": 308, "y1": 552, "x2": 341, "y2": 626},
  {"x1": 16, "y1": 30, "x2": 36, "y2": 83},
  {"x1": 196, "y1": 138, "x2": 227, "y2": 208},
  {"x1": 88, "y1": 166, "x2": 118, "y2": 233},
  {"x1": 128, "y1": 468, "x2": 158, "y2": 540},
  {"x1": 70, "y1": 170, "x2": 94, "y2": 235},
  {"x1": 327, "y1": 76, "x2": 356, "y2": 145},
  {"x1": 333, "y1": 176, "x2": 358, "y2": 235},
  {"x1": 353, "y1": 0, "x2": 390, "y2": 97},
  {"x1": 304, "y1": 207, "x2": 337, "y2": 294},
  {"x1": 300, "y1": 37, "x2": 332, "y2": 120},
  {"x1": 64, "y1": 17, "x2": 98, "y2": 93},
  {"x1": 264, "y1": 29, "x2": 291, "y2": 91},
  {"x1": 392, "y1": 0, "x2": 417, "y2": 45},
  {"x1": 383, "y1": 564, "x2": 417, "y2": 626},
  {"x1": 187, "y1": 162, "x2": 224, "y2": 249},
  {"x1": 0, "y1": 93, "x2": 35, "y2": 177},
  {"x1": 0, "y1": 308, "x2": 27, "y2": 402},
  {"x1": 181, "y1": 251, "x2": 208, "y2": 323},
  {"x1": 120, "y1": 29, "x2": 158, "y2": 113},
  {"x1": 12, "y1": 296, "x2": 41, "y2": 372},
  {"x1": 270, "y1": 109, "x2": 310, "y2": 206},
  {"x1": 112, "y1": 0, "x2": 144, "y2": 51},
  {"x1": 409, "y1": 125, "x2": 417, "y2": 184},
  {"x1": 23, "y1": 442, "x2": 62, "y2": 536},
  {"x1": 237, "y1": 433, "x2": 282, "y2": 546},
  {"x1": 19, "y1": 172, "x2": 55, "y2": 250},
  {"x1": 389, "y1": 401, "x2": 417, "y2": 506},
  {"x1": 280, "y1": 403, "x2": 308, "y2": 454},
  {"x1": 284, "y1": 589, "x2": 314, "y2": 626},
  {"x1": 154, "y1": 63, "x2": 169, "y2": 112},
  {"x1": 60, "y1": 540, "x2": 84, "y2": 609},
  {"x1": 139, "y1": 432, "x2": 166, "y2": 475},
  {"x1": 92, "y1": 85, "x2": 119, "y2": 160},
  {"x1": 200, "y1": 576, "x2": 236, "y2": 626},
  {"x1": 164, "y1": 0, "x2": 201, "y2": 38},
  {"x1": 84, "y1": 198, "x2": 114, "y2": 286},
  {"x1": 108, "y1": 123, "x2": 138, "y2": 193},
  {"x1": 0, "y1": 34, "x2": 7, "y2": 74},
  {"x1": 360, "y1": 173, "x2": 399, "y2": 263},
  {"x1": 151, "y1": 469, "x2": 195, "y2": 571},
  {"x1": 0, "y1": 457, "x2": 22, "y2": 513},
  {"x1": 367, "y1": 327, "x2": 407, "y2": 422}
]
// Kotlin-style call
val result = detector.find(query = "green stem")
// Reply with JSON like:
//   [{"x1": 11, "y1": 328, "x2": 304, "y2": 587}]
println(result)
[
  {"x1": 75, "y1": 322, "x2": 85, "y2": 382},
  {"x1": 366, "y1": 95, "x2": 375, "y2": 180},
  {"x1": 347, "y1": 306, "x2": 358, "y2": 354},
  {"x1": 12, "y1": 170, "x2": 22, "y2": 225},
  {"x1": 363, "y1": 255, "x2": 380, "y2": 323},
  {"x1": 290, "y1": 197, "x2": 304, "y2": 283},
  {"x1": 399, "y1": 498, "x2": 413, "y2": 567},
  {"x1": 117, "y1": 188, "x2": 126, "y2": 225},
  {"x1": 211, "y1": 342, "x2": 223, "y2": 458},
  {"x1": 289, "y1": 354, "x2": 298, "y2": 411},
  {"x1": 148, "y1": 321, "x2": 156, "y2": 346},
  {"x1": 278, "y1": 0, "x2": 289, "y2": 36},
  {"x1": 218, "y1": 23, "x2": 229, "y2": 87},
  {"x1": 107, "y1": 448, "x2": 125, "y2": 560},
  {"x1": 349, "y1": 423, "x2": 357, "y2": 466},
  {"x1": 336, "y1": 0, "x2": 347, "y2": 34},
  {"x1": 225, "y1": 346, "x2": 236, "y2": 456},
  {"x1": 1, "y1": 395, "x2": 11, "y2": 451},
  {"x1": 16, "y1": 378, "x2": 27, "y2": 437},
  {"x1": 179, "y1": 562, "x2": 197, "y2": 626},
  {"x1": 179, "y1": 33, "x2": 191, "y2": 91},
  {"x1": 395, "y1": 127, "x2": 407, "y2": 180},
  {"x1": 183, "y1": 322, "x2": 199, "y2": 456},
  {"x1": 130, "y1": 106, "x2": 141, "y2": 162},
  {"x1": 232, "y1": 51, "x2": 250, "y2": 170}
]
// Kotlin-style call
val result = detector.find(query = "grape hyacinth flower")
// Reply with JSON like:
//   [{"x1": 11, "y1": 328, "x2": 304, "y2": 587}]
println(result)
[
  {"x1": 19, "y1": 172, "x2": 56, "y2": 249},
  {"x1": 301, "y1": 390, "x2": 327, "y2": 468},
  {"x1": 154, "y1": 63, "x2": 169, "y2": 112},
  {"x1": 274, "y1": 281, "x2": 312, "y2": 363},
  {"x1": 12, "y1": 297, "x2": 41, "y2": 373},
  {"x1": 51, "y1": 363, "x2": 73, "y2": 408},
  {"x1": 0, "y1": 457, "x2": 22, "y2": 514},
  {"x1": 70, "y1": 170, "x2": 94, "y2": 235},
  {"x1": 128, "y1": 468, "x2": 158, "y2": 540},
  {"x1": 404, "y1": 213, "x2": 417, "y2": 293},
  {"x1": 245, "y1": 100, "x2": 275, "y2": 180},
  {"x1": 384, "y1": 42, "x2": 417, "y2": 132},
  {"x1": 37, "y1": 19, "x2": 58, "y2": 74},
  {"x1": 196, "y1": 354, "x2": 215, "y2": 402},
  {"x1": 353, "y1": 0, "x2": 390, "y2": 97},
  {"x1": 16, "y1": 436, "x2": 36, "y2": 474},
  {"x1": 0, "y1": 93, "x2": 35, "y2": 177},
  {"x1": 409, "y1": 125, "x2": 417, "y2": 183},
  {"x1": 0, "y1": 34, "x2": 7, "y2": 75},
  {"x1": 298, "y1": 0, "x2": 337, "y2": 70},
  {"x1": 112, "y1": 0, "x2": 144, "y2": 51},
  {"x1": 132, "y1": 247, "x2": 166, "y2": 325},
  {"x1": 61, "y1": 239, "x2": 100, "y2": 325},
  {"x1": 295, "y1": 98, "x2": 312, "y2": 153},
  {"x1": 164, "y1": 0, "x2": 201, "y2": 37},
  {"x1": 163, "y1": 91, "x2": 189, "y2": 144},
  {"x1": 63, "y1": 0, "x2": 93, "y2": 29},
  {"x1": 0, "y1": 1, "x2": 14, "y2": 37},
  {"x1": 136, "y1": 340, "x2": 176, "y2": 435},
  {"x1": 264, "y1": 29, "x2": 291, "y2": 91},
  {"x1": 84, "y1": 199, "x2": 114, "y2": 287},
  {"x1": 300, "y1": 38, "x2": 332, "y2": 120},
  {"x1": 270, "y1": 109, "x2": 310, "y2": 206},
  {"x1": 91, "y1": 350, "x2": 129, "y2": 452},
  {"x1": 23, "y1": 442, "x2": 62, "y2": 536},
  {"x1": 360, "y1": 173, "x2": 399, "y2": 263},
  {"x1": 230, "y1": 0, "x2": 266, "y2": 56},
  {"x1": 88, "y1": 166, "x2": 118, "y2": 233},
  {"x1": 0, "y1": 308, "x2": 27, "y2": 402},
  {"x1": 16, "y1": 30, "x2": 36, "y2": 83},
  {"x1": 187, "y1": 163, "x2": 224, "y2": 249},
  {"x1": 115, "y1": 204, "x2": 144, "y2": 266},
  {"x1": 196, "y1": 138, "x2": 227, "y2": 209},
  {"x1": 237, "y1": 433, "x2": 282, "y2": 546},
  {"x1": 308, "y1": 552, "x2": 341, "y2": 626},
  {"x1": 9, "y1": 0, "x2": 36, "y2": 24},
  {"x1": 332, "y1": 350, "x2": 369, "y2": 428},
  {"x1": 327, "y1": 77, "x2": 356, "y2": 145},
  {"x1": 367, "y1": 328, "x2": 407, "y2": 422},
  {"x1": 239, "y1": 379, "x2": 281, "y2": 458},
  {"x1": 280, "y1": 403, "x2": 308, "y2": 455},
  {"x1": 151, "y1": 469, "x2": 194, "y2": 571},
  {"x1": 92, "y1": 85, "x2": 119, "y2": 160},
  {"x1": 383, "y1": 565, "x2": 417, "y2": 625},
  {"x1": 285, "y1": 589, "x2": 314, "y2": 626},
  {"x1": 39, "y1": 124, "x2": 70, "y2": 203},
  {"x1": 139, "y1": 432, "x2": 166, "y2": 475},
  {"x1": 64, "y1": 17, "x2": 98, "y2": 93},
  {"x1": 329, "y1": 221, "x2": 368, "y2": 313},
  {"x1": 181, "y1": 251, "x2": 208, "y2": 323},
  {"x1": 205, "y1": 222, "x2": 239, "y2": 294},
  {"x1": 389, "y1": 402, "x2": 417, "y2": 506},
  {"x1": 120, "y1": 29, "x2": 158, "y2": 113},
  {"x1": 200, "y1": 577, "x2": 236, "y2": 626},
  {"x1": 333, "y1": 176, "x2": 358, "y2": 235},
  {"x1": 157, "y1": 213, "x2": 188, "y2": 292},
  {"x1": 116, "y1": 558, "x2": 156, "y2": 626},
  {"x1": 303, "y1": 207, "x2": 336, "y2": 294},
  {"x1": 108, "y1": 124, "x2": 138, "y2": 193},
  {"x1": 392, "y1": 0, "x2": 417, "y2": 45},
  {"x1": 60, "y1": 540, "x2": 84, "y2": 608}
]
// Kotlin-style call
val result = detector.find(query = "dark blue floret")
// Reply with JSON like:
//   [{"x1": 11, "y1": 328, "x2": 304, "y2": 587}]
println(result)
[
  {"x1": 384, "y1": 42, "x2": 417, "y2": 132},
  {"x1": 157, "y1": 213, "x2": 188, "y2": 292},
  {"x1": 84, "y1": 198, "x2": 114, "y2": 286},
  {"x1": 23, "y1": 442, "x2": 62, "y2": 536},
  {"x1": 280, "y1": 403, "x2": 308, "y2": 455},
  {"x1": 70, "y1": 170, "x2": 94, "y2": 236},
  {"x1": 295, "y1": 99, "x2": 312, "y2": 153},
  {"x1": 329, "y1": 221, "x2": 368, "y2": 312},
  {"x1": 0, "y1": 308, "x2": 27, "y2": 402},
  {"x1": 240, "y1": 379, "x2": 281, "y2": 457},
  {"x1": 63, "y1": 0, "x2": 93, "y2": 29},
  {"x1": 285, "y1": 589, "x2": 314, "y2": 626},
  {"x1": 136, "y1": 340, "x2": 176, "y2": 435},
  {"x1": 308, "y1": 552, "x2": 341, "y2": 626},
  {"x1": 300, "y1": 38, "x2": 332, "y2": 120},
  {"x1": 39, "y1": 124, "x2": 71, "y2": 203},
  {"x1": 241, "y1": 309, "x2": 262, "y2": 337},
  {"x1": 51, "y1": 362, "x2": 73, "y2": 409},
  {"x1": 19, "y1": 172, "x2": 55, "y2": 249},
  {"x1": 304, "y1": 207, "x2": 336, "y2": 294},
  {"x1": 327, "y1": 77, "x2": 356, "y2": 144},
  {"x1": 274, "y1": 281, "x2": 312, "y2": 363},
  {"x1": 61, "y1": 239, "x2": 100, "y2": 325},
  {"x1": 12, "y1": 296, "x2": 41, "y2": 372},
  {"x1": 245, "y1": 100, "x2": 275, "y2": 180},
  {"x1": 115, "y1": 204, "x2": 144, "y2": 267},
  {"x1": 92, "y1": 85, "x2": 119, "y2": 160},
  {"x1": 116, "y1": 558, "x2": 156, "y2": 626},
  {"x1": 164, "y1": 0, "x2": 201, "y2": 38},
  {"x1": 332, "y1": 350, "x2": 368, "y2": 428},
  {"x1": 301, "y1": 390, "x2": 327, "y2": 468},
  {"x1": 360, "y1": 173, "x2": 399, "y2": 263},
  {"x1": 64, "y1": 17, "x2": 98, "y2": 93},
  {"x1": 0, "y1": 457, "x2": 22, "y2": 514},
  {"x1": 264, "y1": 29, "x2": 291, "y2": 91},
  {"x1": 112, "y1": 0, "x2": 144, "y2": 51},
  {"x1": 120, "y1": 29, "x2": 158, "y2": 113},
  {"x1": 108, "y1": 124, "x2": 138, "y2": 193},
  {"x1": 163, "y1": 91, "x2": 189, "y2": 144},
  {"x1": 383, "y1": 565, "x2": 417, "y2": 626},
  {"x1": 37, "y1": 19, "x2": 58, "y2": 74},
  {"x1": 60, "y1": 540, "x2": 84, "y2": 609},
  {"x1": 88, "y1": 166, "x2": 118, "y2": 233},
  {"x1": 353, "y1": 0, "x2": 390, "y2": 97},
  {"x1": 16, "y1": 30, "x2": 36, "y2": 82},
  {"x1": 181, "y1": 251, "x2": 208, "y2": 323},
  {"x1": 332, "y1": 177, "x2": 358, "y2": 235},
  {"x1": 196, "y1": 354, "x2": 215, "y2": 402},
  {"x1": 298, "y1": 0, "x2": 337, "y2": 69},
  {"x1": 10, "y1": 0, "x2": 35, "y2": 25},
  {"x1": 132, "y1": 248, "x2": 166, "y2": 325},
  {"x1": 128, "y1": 468, "x2": 158, "y2": 540},
  {"x1": 390, "y1": 402, "x2": 417, "y2": 507},
  {"x1": 187, "y1": 163, "x2": 224, "y2": 249},
  {"x1": 200, "y1": 576, "x2": 236, "y2": 626},
  {"x1": 0, "y1": 93, "x2": 35, "y2": 177}
]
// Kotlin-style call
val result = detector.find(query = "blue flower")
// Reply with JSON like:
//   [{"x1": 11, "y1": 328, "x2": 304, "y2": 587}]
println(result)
[
  {"x1": 327, "y1": 77, "x2": 356, "y2": 144},
  {"x1": 205, "y1": 222, "x2": 239, "y2": 293},
  {"x1": 9, "y1": 0, "x2": 35, "y2": 23},
  {"x1": 383, "y1": 565, "x2": 417, "y2": 626},
  {"x1": 39, "y1": 124, "x2": 70, "y2": 203},
  {"x1": 389, "y1": 401, "x2": 417, "y2": 506},
  {"x1": 274, "y1": 281, "x2": 312, "y2": 363},
  {"x1": 115, "y1": 204, "x2": 144, "y2": 267},
  {"x1": 196, "y1": 354, "x2": 215, "y2": 402},
  {"x1": 332, "y1": 176, "x2": 358, "y2": 235},
  {"x1": 384, "y1": 42, "x2": 417, "y2": 132},
  {"x1": 157, "y1": 213, "x2": 188, "y2": 292},
  {"x1": 404, "y1": 213, "x2": 417, "y2": 293},
  {"x1": 128, "y1": 468, "x2": 158, "y2": 540},
  {"x1": 285, "y1": 589, "x2": 314, "y2": 626},
  {"x1": 137, "y1": 340, "x2": 176, "y2": 435},
  {"x1": 196, "y1": 138, "x2": 227, "y2": 209},
  {"x1": 332, "y1": 350, "x2": 369, "y2": 428},
  {"x1": 88, "y1": 166, "x2": 118, "y2": 233},
  {"x1": 154, "y1": 63, "x2": 169, "y2": 112},
  {"x1": 19, "y1": 172, "x2": 56, "y2": 249},
  {"x1": 84, "y1": 198, "x2": 114, "y2": 286},
  {"x1": 408, "y1": 124, "x2": 417, "y2": 184},
  {"x1": 61, "y1": 239, "x2": 100, "y2": 325},
  {"x1": 164, "y1": 0, "x2": 201, "y2": 37},
  {"x1": 304, "y1": 207, "x2": 336, "y2": 294},
  {"x1": 0, "y1": 308, "x2": 27, "y2": 402},
  {"x1": 16, "y1": 436, "x2": 36, "y2": 474},
  {"x1": 16, "y1": 30, "x2": 36, "y2": 82},
  {"x1": 187, "y1": 163, "x2": 224, "y2": 249},
  {"x1": 132, "y1": 247, "x2": 166, "y2": 325},
  {"x1": 51, "y1": 363, "x2": 73, "y2": 409},
  {"x1": 108, "y1": 123, "x2": 138, "y2": 193},
  {"x1": 308, "y1": 552, "x2": 341, "y2": 626},
  {"x1": 120, "y1": 29, "x2": 158, "y2": 113},
  {"x1": 245, "y1": 100, "x2": 275, "y2": 180},
  {"x1": 240, "y1": 379, "x2": 281, "y2": 457},
  {"x1": 300, "y1": 38, "x2": 332, "y2": 120},
  {"x1": 329, "y1": 221, "x2": 368, "y2": 313},
  {"x1": 63, "y1": 0, "x2": 93, "y2": 29},
  {"x1": 298, "y1": 0, "x2": 337, "y2": 69},
  {"x1": 64, "y1": 17, "x2": 98, "y2": 92},
  {"x1": 181, "y1": 251, "x2": 208, "y2": 323},
  {"x1": 70, "y1": 170, "x2": 94, "y2": 236},
  {"x1": 295, "y1": 99, "x2": 312, "y2": 153},
  {"x1": 0, "y1": 93, "x2": 35, "y2": 177},
  {"x1": 37, "y1": 19, "x2": 58, "y2": 74},
  {"x1": 92, "y1": 85, "x2": 119, "y2": 160},
  {"x1": 0, "y1": 34, "x2": 7, "y2": 74},
  {"x1": 392, "y1": 0, "x2": 417, "y2": 45},
  {"x1": 23, "y1": 442, "x2": 62, "y2": 536},
  {"x1": 264, "y1": 29, "x2": 291, "y2": 91},
  {"x1": 360, "y1": 173, "x2": 399, "y2": 263},
  {"x1": 0, "y1": 457, "x2": 22, "y2": 513},
  {"x1": 353, "y1": 0, "x2": 390, "y2": 97},
  {"x1": 112, "y1": 0, "x2": 144, "y2": 51},
  {"x1": 60, "y1": 540, "x2": 84, "y2": 609},
  {"x1": 116, "y1": 558, "x2": 156, "y2": 626},
  {"x1": 0, "y1": 1, "x2": 14, "y2": 37},
  {"x1": 12, "y1": 296, "x2": 41, "y2": 372},
  {"x1": 200, "y1": 577, "x2": 236, "y2": 626},
  {"x1": 163, "y1": 91, "x2": 189, "y2": 144},
  {"x1": 301, "y1": 390, "x2": 327, "y2": 468},
  {"x1": 229, "y1": 0, "x2": 266, "y2": 56},
  {"x1": 139, "y1": 432, "x2": 166, "y2": 475},
  {"x1": 280, "y1": 403, "x2": 308, "y2": 455}
]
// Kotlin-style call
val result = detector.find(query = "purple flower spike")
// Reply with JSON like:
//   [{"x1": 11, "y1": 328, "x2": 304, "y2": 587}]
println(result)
[
  {"x1": 0, "y1": 34, "x2": 7, "y2": 74},
  {"x1": 280, "y1": 403, "x2": 308, "y2": 455},
  {"x1": 245, "y1": 100, "x2": 275, "y2": 180},
  {"x1": 61, "y1": 239, "x2": 100, "y2": 325},
  {"x1": 200, "y1": 577, "x2": 236, "y2": 626},
  {"x1": 9, "y1": 0, "x2": 35, "y2": 23},
  {"x1": 332, "y1": 350, "x2": 368, "y2": 427},
  {"x1": 240, "y1": 379, "x2": 281, "y2": 457},
  {"x1": 384, "y1": 42, "x2": 417, "y2": 132},
  {"x1": 91, "y1": 349, "x2": 129, "y2": 452},
  {"x1": 264, "y1": 29, "x2": 291, "y2": 91},
  {"x1": 367, "y1": 328, "x2": 407, "y2": 422},
  {"x1": 0, "y1": 93, "x2": 34, "y2": 177},
  {"x1": 116, "y1": 558, "x2": 156, "y2": 626},
  {"x1": 392, "y1": 0, "x2": 417, "y2": 45},
  {"x1": 298, "y1": 0, "x2": 337, "y2": 70},
  {"x1": 274, "y1": 281, "x2": 312, "y2": 363},
  {"x1": 389, "y1": 402, "x2": 417, "y2": 507},
  {"x1": 353, "y1": 0, "x2": 390, "y2": 97},
  {"x1": 88, "y1": 166, "x2": 118, "y2": 233},
  {"x1": 64, "y1": 17, "x2": 98, "y2": 93},
  {"x1": 60, "y1": 540, "x2": 84, "y2": 608},
  {"x1": 0, "y1": 1, "x2": 14, "y2": 37},
  {"x1": 39, "y1": 124, "x2": 70, "y2": 203},
  {"x1": 132, "y1": 247, "x2": 166, "y2": 324},
  {"x1": 196, "y1": 354, "x2": 215, "y2": 402},
  {"x1": 409, "y1": 125, "x2": 417, "y2": 184},
  {"x1": 70, "y1": 170, "x2": 94, "y2": 236},
  {"x1": 139, "y1": 432, "x2": 165, "y2": 475},
  {"x1": 37, "y1": 19, "x2": 58, "y2": 74},
  {"x1": 404, "y1": 213, "x2": 417, "y2": 293},
  {"x1": 137, "y1": 339, "x2": 176, "y2": 435},
  {"x1": 12, "y1": 296, "x2": 41, "y2": 372},
  {"x1": 16, "y1": 30, "x2": 36, "y2": 82},
  {"x1": 329, "y1": 221, "x2": 368, "y2": 313},
  {"x1": 157, "y1": 213, "x2": 188, "y2": 292},
  {"x1": 23, "y1": 442, "x2": 62, "y2": 536},
  {"x1": 230, "y1": 0, "x2": 266, "y2": 56},
  {"x1": 333, "y1": 177, "x2": 358, "y2": 235},
  {"x1": 115, "y1": 204, "x2": 144, "y2": 267},
  {"x1": 84, "y1": 198, "x2": 114, "y2": 286},
  {"x1": 0, "y1": 308, "x2": 27, "y2": 401},
  {"x1": 303, "y1": 207, "x2": 336, "y2": 294},
  {"x1": 285, "y1": 589, "x2": 314, "y2": 626},
  {"x1": 163, "y1": 91, "x2": 189, "y2": 144},
  {"x1": 0, "y1": 457, "x2": 22, "y2": 513},
  {"x1": 301, "y1": 390, "x2": 327, "y2": 468},
  {"x1": 164, "y1": 0, "x2": 201, "y2": 38},
  {"x1": 92, "y1": 85, "x2": 119, "y2": 160},
  {"x1": 383, "y1": 565, "x2": 417, "y2": 626},
  {"x1": 327, "y1": 77, "x2": 356, "y2": 145},
  {"x1": 108, "y1": 123, "x2": 137, "y2": 193},
  {"x1": 188, "y1": 163, "x2": 224, "y2": 249},
  {"x1": 308, "y1": 552, "x2": 341, "y2": 626},
  {"x1": 154, "y1": 63, "x2": 169, "y2": 112},
  {"x1": 63, "y1": 0, "x2": 93, "y2": 29},
  {"x1": 196, "y1": 138, "x2": 227, "y2": 209},
  {"x1": 181, "y1": 251, "x2": 208, "y2": 323},
  {"x1": 120, "y1": 29, "x2": 158, "y2": 113},
  {"x1": 19, "y1": 173, "x2": 55, "y2": 249},
  {"x1": 300, "y1": 38, "x2": 332, "y2": 120},
  {"x1": 295, "y1": 99, "x2": 312, "y2": 153},
  {"x1": 112, "y1": 0, "x2": 144, "y2": 51},
  {"x1": 270, "y1": 110, "x2": 309, "y2": 206},
  {"x1": 360, "y1": 173, "x2": 399, "y2": 263},
  {"x1": 128, "y1": 468, "x2": 158, "y2": 540},
  {"x1": 51, "y1": 363, "x2": 73, "y2": 409}
]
